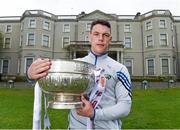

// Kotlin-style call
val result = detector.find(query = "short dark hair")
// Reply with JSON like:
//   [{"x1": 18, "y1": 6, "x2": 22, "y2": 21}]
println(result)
[{"x1": 90, "y1": 19, "x2": 111, "y2": 31}]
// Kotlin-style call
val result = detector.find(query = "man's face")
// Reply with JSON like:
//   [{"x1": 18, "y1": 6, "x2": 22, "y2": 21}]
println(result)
[{"x1": 89, "y1": 24, "x2": 112, "y2": 55}]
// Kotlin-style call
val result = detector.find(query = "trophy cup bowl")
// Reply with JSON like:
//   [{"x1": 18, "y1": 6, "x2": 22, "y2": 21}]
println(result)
[{"x1": 38, "y1": 59, "x2": 95, "y2": 109}]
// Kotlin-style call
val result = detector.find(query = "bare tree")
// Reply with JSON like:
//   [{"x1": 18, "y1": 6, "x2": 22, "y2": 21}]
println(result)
[{"x1": 0, "y1": 30, "x2": 4, "y2": 48}]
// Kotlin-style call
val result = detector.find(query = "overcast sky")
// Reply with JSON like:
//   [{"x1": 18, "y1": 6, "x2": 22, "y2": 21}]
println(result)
[{"x1": 0, "y1": 0, "x2": 179, "y2": 16}]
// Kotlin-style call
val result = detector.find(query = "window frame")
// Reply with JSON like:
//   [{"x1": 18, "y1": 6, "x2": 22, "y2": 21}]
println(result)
[
  {"x1": 42, "y1": 34, "x2": 50, "y2": 47},
  {"x1": 24, "y1": 57, "x2": 34, "y2": 73},
  {"x1": 124, "y1": 36, "x2": 132, "y2": 48},
  {"x1": 43, "y1": 21, "x2": 51, "y2": 30},
  {"x1": 124, "y1": 59, "x2": 133, "y2": 75},
  {"x1": 26, "y1": 33, "x2": 35, "y2": 46},
  {"x1": 146, "y1": 35, "x2": 154, "y2": 47},
  {"x1": 62, "y1": 36, "x2": 70, "y2": 48},
  {"x1": 86, "y1": 23, "x2": 91, "y2": 32},
  {"x1": 159, "y1": 33, "x2": 168, "y2": 46},
  {"x1": 0, "y1": 59, "x2": 9, "y2": 74},
  {"x1": 28, "y1": 19, "x2": 36, "y2": 28},
  {"x1": 3, "y1": 37, "x2": 11, "y2": 48},
  {"x1": 124, "y1": 24, "x2": 131, "y2": 32},
  {"x1": 146, "y1": 58, "x2": 155, "y2": 75},
  {"x1": 159, "y1": 19, "x2": 166, "y2": 28},
  {"x1": 63, "y1": 24, "x2": 70, "y2": 33},
  {"x1": 160, "y1": 58, "x2": 170, "y2": 75}
]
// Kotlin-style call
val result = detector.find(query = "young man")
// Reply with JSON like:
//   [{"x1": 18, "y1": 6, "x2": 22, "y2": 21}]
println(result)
[{"x1": 27, "y1": 19, "x2": 132, "y2": 130}]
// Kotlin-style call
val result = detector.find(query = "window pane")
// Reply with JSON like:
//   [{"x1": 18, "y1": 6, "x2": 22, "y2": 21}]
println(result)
[
  {"x1": 26, "y1": 58, "x2": 33, "y2": 72},
  {"x1": 124, "y1": 37, "x2": 131, "y2": 48},
  {"x1": 160, "y1": 34, "x2": 167, "y2": 46},
  {"x1": 147, "y1": 35, "x2": 153, "y2": 47},
  {"x1": 86, "y1": 23, "x2": 91, "y2": 31},
  {"x1": 162, "y1": 59, "x2": 169, "y2": 74},
  {"x1": 42, "y1": 35, "x2": 49, "y2": 47},
  {"x1": 124, "y1": 60, "x2": 132, "y2": 75},
  {"x1": 146, "y1": 21, "x2": 152, "y2": 30},
  {"x1": 63, "y1": 24, "x2": 70, "y2": 32},
  {"x1": 43, "y1": 21, "x2": 50, "y2": 30},
  {"x1": 27, "y1": 33, "x2": 35, "y2": 45},
  {"x1": 3, "y1": 60, "x2": 8, "y2": 74},
  {"x1": 4, "y1": 38, "x2": 11, "y2": 48},
  {"x1": 124, "y1": 24, "x2": 131, "y2": 32},
  {"x1": 63, "y1": 37, "x2": 70, "y2": 47},
  {"x1": 147, "y1": 59, "x2": 154, "y2": 75},
  {"x1": 29, "y1": 19, "x2": 36, "y2": 28},
  {"x1": 159, "y1": 20, "x2": 166, "y2": 28}
]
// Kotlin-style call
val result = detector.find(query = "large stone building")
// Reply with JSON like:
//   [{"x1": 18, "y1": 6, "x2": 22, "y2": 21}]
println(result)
[{"x1": 0, "y1": 9, "x2": 180, "y2": 78}]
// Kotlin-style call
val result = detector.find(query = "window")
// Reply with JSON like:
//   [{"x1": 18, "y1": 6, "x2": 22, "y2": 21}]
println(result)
[
  {"x1": 147, "y1": 59, "x2": 155, "y2": 75},
  {"x1": 27, "y1": 33, "x2": 35, "y2": 45},
  {"x1": 159, "y1": 20, "x2": 166, "y2": 28},
  {"x1": 124, "y1": 59, "x2": 133, "y2": 75},
  {"x1": 124, "y1": 37, "x2": 132, "y2": 48},
  {"x1": 0, "y1": 59, "x2": 9, "y2": 74},
  {"x1": 62, "y1": 37, "x2": 70, "y2": 48},
  {"x1": 5, "y1": 25, "x2": 12, "y2": 33},
  {"x1": 43, "y1": 21, "x2": 50, "y2": 30},
  {"x1": 145, "y1": 21, "x2": 152, "y2": 30},
  {"x1": 161, "y1": 58, "x2": 169, "y2": 75},
  {"x1": 4, "y1": 38, "x2": 11, "y2": 48},
  {"x1": 29, "y1": 19, "x2": 36, "y2": 28},
  {"x1": 160, "y1": 33, "x2": 168, "y2": 46},
  {"x1": 24, "y1": 57, "x2": 33, "y2": 73},
  {"x1": 86, "y1": 23, "x2": 91, "y2": 31},
  {"x1": 146, "y1": 35, "x2": 153, "y2": 47},
  {"x1": 63, "y1": 24, "x2": 70, "y2": 32},
  {"x1": 42, "y1": 34, "x2": 50, "y2": 47},
  {"x1": 124, "y1": 24, "x2": 131, "y2": 32}
]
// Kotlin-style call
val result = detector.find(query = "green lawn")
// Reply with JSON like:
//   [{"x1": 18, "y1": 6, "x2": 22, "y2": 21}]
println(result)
[{"x1": 0, "y1": 87, "x2": 180, "y2": 129}]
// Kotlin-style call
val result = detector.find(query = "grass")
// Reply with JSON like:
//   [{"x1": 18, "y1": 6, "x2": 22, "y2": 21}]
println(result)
[{"x1": 0, "y1": 86, "x2": 180, "y2": 129}]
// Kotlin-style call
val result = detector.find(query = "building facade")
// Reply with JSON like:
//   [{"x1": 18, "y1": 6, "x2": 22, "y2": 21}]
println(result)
[{"x1": 0, "y1": 9, "x2": 180, "y2": 78}]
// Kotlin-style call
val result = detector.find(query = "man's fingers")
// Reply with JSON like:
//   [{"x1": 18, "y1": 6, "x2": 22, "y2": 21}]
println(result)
[
  {"x1": 33, "y1": 71, "x2": 49, "y2": 80},
  {"x1": 36, "y1": 65, "x2": 50, "y2": 74}
]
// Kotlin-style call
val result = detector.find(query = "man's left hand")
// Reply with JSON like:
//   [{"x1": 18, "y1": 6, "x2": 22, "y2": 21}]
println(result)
[{"x1": 76, "y1": 96, "x2": 94, "y2": 118}]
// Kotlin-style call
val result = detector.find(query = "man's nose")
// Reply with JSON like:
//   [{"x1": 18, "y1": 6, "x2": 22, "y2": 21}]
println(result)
[{"x1": 98, "y1": 34, "x2": 104, "y2": 40}]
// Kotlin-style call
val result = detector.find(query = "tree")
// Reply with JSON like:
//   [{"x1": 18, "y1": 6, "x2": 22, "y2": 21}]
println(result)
[{"x1": 0, "y1": 30, "x2": 4, "y2": 48}]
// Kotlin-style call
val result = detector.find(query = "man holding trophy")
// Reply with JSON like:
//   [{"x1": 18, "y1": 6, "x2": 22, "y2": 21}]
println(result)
[{"x1": 27, "y1": 19, "x2": 132, "y2": 130}]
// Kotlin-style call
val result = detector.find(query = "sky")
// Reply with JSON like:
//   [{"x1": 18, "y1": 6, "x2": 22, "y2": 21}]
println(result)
[{"x1": 0, "y1": 0, "x2": 179, "y2": 17}]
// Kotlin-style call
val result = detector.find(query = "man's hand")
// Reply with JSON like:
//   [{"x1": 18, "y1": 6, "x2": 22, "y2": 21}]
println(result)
[
  {"x1": 27, "y1": 58, "x2": 51, "y2": 80},
  {"x1": 76, "y1": 96, "x2": 94, "y2": 118}
]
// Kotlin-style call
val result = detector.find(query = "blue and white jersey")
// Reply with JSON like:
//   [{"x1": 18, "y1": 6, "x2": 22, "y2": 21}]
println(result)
[{"x1": 69, "y1": 51, "x2": 132, "y2": 130}]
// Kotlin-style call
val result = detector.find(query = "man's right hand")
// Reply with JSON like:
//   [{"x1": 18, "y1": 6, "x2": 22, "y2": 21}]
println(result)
[{"x1": 27, "y1": 58, "x2": 51, "y2": 80}]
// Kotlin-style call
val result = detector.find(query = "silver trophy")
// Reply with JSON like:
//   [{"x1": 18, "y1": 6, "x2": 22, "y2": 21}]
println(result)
[{"x1": 38, "y1": 59, "x2": 96, "y2": 109}]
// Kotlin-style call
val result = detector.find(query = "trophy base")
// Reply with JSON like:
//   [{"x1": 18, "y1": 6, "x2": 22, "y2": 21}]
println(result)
[
  {"x1": 46, "y1": 93, "x2": 83, "y2": 109},
  {"x1": 48, "y1": 101, "x2": 82, "y2": 109}
]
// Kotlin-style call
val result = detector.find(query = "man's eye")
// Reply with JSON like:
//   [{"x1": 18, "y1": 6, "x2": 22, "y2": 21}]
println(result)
[{"x1": 104, "y1": 34, "x2": 110, "y2": 37}]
